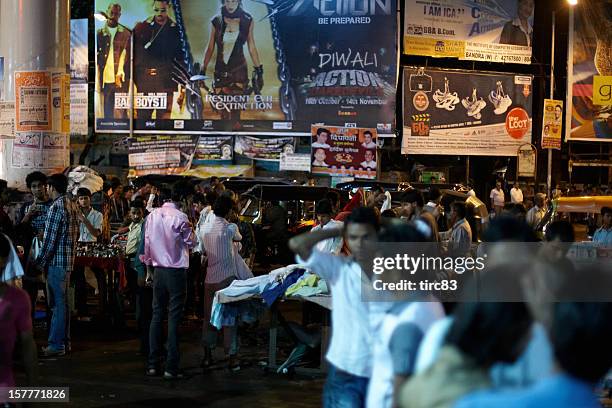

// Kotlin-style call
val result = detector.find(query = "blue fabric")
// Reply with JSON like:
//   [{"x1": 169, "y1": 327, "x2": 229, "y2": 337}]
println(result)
[
  {"x1": 455, "y1": 374, "x2": 601, "y2": 408},
  {"x1": 210, "y1": 299, "x2": 265, "y2": 329},
  {"x1": 47, "y1": 266, "x2": 70, "y2": 350},
  {"x1": 261, "y1": 269, "x2": 304, "y2": 307},
  {"x1": 148, "y1": 267, "x2": 186, "y2": 374},
  {"x1": 323, "y1": 364, "x2": 369, "y2": 408},
  {"x1": 133, "y1": 216, "x2": 148, "y2": 279}
]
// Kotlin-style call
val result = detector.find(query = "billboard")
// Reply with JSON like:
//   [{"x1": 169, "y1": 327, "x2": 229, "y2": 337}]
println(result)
[
  {"x1": 401, "y1": 67, "x2": 533, "y2": 156},
  {"x1": 566, "y1": 4, "x2": 612, "y2": 142},
  {"x1": 193, "y1": 136, "x2": 233, "y2": 162},
  {"x1": 127, "y1": 134, "x2": 198, "y2": 176},
  {"x1": 94, "y1": 0, "x2": 397, "y2": 134},
  {"x1": 404, "y1": 0, "x2": 533, "y2": 64},
  {"x1": 71, "y1": 19, "x2": 89, "y2": 137},
  {"x1": 311, "y1": 125, "x2": 377, "y2": 179}
]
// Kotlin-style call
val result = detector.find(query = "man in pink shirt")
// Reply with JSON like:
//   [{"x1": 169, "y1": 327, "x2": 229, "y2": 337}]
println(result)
[
  {"x1": 0, "y1": 234, "x2": 38, "y2": 401},
  {"x1": 141, "y1": 185, "x2": 195, "y2": 380}
]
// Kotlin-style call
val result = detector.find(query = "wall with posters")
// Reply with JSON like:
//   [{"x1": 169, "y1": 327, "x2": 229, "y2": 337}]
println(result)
[
  {"x1": 404, "y1": 0, "x2": 534, "y2": 64},
  {"x1": 193, "y1": 136, "x2": 234, "y2": 163},
  {"x1": 401, "y1": 67, "x2": 533, "y2": 156},
  {"x1": 566, "y1": 4, "x2": 612, "y2": 142},
  {"x1": 94, "y1": 0, "x2": 397, "y2": 135},
  {"x1": 311, "y1": 125, "x2": 377, "y2": 179}
]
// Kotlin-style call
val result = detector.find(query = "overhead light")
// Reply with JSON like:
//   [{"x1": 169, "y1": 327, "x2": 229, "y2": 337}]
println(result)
[{"x1": 567, "y1": 0, "x2": 578, "y2": 5}]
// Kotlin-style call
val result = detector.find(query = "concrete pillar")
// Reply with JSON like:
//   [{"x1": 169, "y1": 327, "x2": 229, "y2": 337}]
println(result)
[{"x1": 0, "y1": 0, "x2": 70, "y2": 189}]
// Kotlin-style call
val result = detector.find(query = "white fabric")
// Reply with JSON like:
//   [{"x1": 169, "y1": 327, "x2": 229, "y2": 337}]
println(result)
[
  {"x1": 414, "y1": 316, "x2": 453, "y2": 374},
  {"x1": 297, "y1": 250, "x2": 373, "y2": 377},
  {"x1": 311, "y1": 219, "x2": 344, "y2": 254},
  {"x1": 380, "y1": 191, "x2": 393, "y2": 212},
  {"x1": 1, "y1": 234, "x2": 24, "y2": 283},
  {"x1": 367, "y1": 301, "x2": 445, "y2": 408},
  {"x1": 361, "y1": 160, "x2": 377, "y2": 169},
  {"x1": 78, "y1": 208, "x2": 104, "y2": 243},
  {"x1": 526, "y1": 205, "x2": 546, "y2": 228},
  {"x1": 510, "y1": 187, "x2": 524, "y2": 204},
  {"x1": 67, "y1": 166, "x2": 104, "y2": 197},
  {"x1": 195, "y1": 206, "x2": 215, "y2": 253}
]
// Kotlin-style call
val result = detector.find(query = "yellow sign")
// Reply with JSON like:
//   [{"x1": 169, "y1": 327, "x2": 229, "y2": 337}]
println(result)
[
  {"x1": 593, "y1": 76, "x2": 612, "y2": 106},
  {"x1": 404, "y1": 36, "x2": 464, "y2": 59},
  {"x1": 541, "y1": 99, "x2": 563, "y2": 150}
]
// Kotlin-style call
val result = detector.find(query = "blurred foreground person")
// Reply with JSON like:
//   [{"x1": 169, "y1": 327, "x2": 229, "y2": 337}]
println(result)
[
  {"x1": 0, "y1": 233, "x2": 37, "y2": 397},
  {"x1": 290, "y1": 207, "x2": 380, "y2": 407}
]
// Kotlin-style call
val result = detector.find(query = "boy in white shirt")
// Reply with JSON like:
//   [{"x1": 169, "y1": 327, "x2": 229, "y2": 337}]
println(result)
[{"x1": 290, "y1": 207, "x2": 380, "y2": 407}]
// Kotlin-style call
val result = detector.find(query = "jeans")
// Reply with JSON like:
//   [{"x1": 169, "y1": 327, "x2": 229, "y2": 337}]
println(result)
[
  {"x1": 148, "y1": 267, "x2": 186, "y2": 374},
  {"x1": 322, "y1": 365, "x2": 369, "y2": 408},
  {"x1": 47, "y1": 266, "x2": 71, "y2": 350}
]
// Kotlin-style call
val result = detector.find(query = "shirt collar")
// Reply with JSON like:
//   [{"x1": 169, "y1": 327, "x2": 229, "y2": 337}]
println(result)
[
  {"x1": 453, "y1": 218, "x2": 467, "y2": 229},
  {"x1": 162, "y1": 202, "x2": 179, "y2": 210}
]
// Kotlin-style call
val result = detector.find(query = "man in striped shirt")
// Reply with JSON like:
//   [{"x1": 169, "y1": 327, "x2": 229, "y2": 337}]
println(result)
[
  {"x1": 141, "y1": 186, "x2": 195, "y2": 379},
  {"x1": 34, "y1": 174, "x2": 80, "y2": 357},
  {"x1": 200, "y1": 195, "x2": 242, "y2": 370}
]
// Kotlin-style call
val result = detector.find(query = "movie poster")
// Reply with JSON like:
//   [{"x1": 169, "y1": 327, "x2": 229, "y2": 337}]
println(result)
[
  {"x1": 311, "y1": 125, "x2": 377, "y2": 179},
  {"x1": 566, "y1": 4, "x2": 612, "y2": 142},
  {"x1": 404, "y1": 0, "x2": 533, "y2": 64},
  {"x1": 71, "y1": 19, "x2": 89, "y2": 137},
  {"x1": 127, "y1": 134, "x2": 198, "y2": 176},
  {"x1": 401, "y1": 67, "x2": 533, "y2": 156},
  {"x1": 94, "y1": 0, "x2": 397, "y2": 134},
  {"x1": 193, "y1": 136, "x2": 234, "y2": 162},
  {"x1": 234, "y1": 135, "x2": 296, "y2": 161}
]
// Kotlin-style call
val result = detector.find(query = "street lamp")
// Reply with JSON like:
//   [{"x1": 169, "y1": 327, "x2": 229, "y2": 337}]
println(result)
[
  {"x1": 94, "y1": 11, "x2": 134, "y2": 139},
  {"x1": 547, "y1": 0, "x2": 577, "y2": 198}
]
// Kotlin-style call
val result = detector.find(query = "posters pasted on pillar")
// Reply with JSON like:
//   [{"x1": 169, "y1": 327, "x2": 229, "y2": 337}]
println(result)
[
  {"x1": 401, "y1": 67, "x2": 533, "y2": 156},
  {"x1": 311, "y1": 125, "x2": 377, "y2": 179},
  {"x1": 404, "y1": 0, "x2": 533, "y2": 64},
  {"x1": 12, "y1": 132, "x2": 68, "y2": 169},
  {"x1": 541, "y1": 99, "x2": 563, "y2": 150},
  {"x1": 15, "y1": 71, "x2": 52, "y2": 132},
  {"x1": 234, "y1": 136, "x2": 296, "y2": 161},
  {"x1": 566, "y1": 4, "x2": 611, "y2": 142},
  {"x1": 0, "y1": 102, "x2": 15, "y2": 138},
  {"x1": 94, "y1": 0, "x2": 397, "y2": 134},
  {"x1": 128, "y1": 135, "x2": 199, "y2": 176}
]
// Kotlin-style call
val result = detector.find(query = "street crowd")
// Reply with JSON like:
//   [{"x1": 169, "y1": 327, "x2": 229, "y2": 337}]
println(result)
[{"x1": 0, "y1": 171, "x2": 611, "y2": 408}]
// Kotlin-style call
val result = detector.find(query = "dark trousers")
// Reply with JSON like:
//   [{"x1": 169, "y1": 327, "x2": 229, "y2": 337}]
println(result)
[
  {"x1": 72, "y1": 265, "x2": 104, "y2": 316},
  {"x1": 136, "y1": 285, "x2": 153, "y2": 355},
  {"x1": 148, "y1": 267, "x2": 186, "y2": 374}
]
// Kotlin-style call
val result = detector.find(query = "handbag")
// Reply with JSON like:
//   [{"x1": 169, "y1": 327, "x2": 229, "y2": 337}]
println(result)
[{"x1": 409, "y1": 67, "x2": 433, "y2": 93}]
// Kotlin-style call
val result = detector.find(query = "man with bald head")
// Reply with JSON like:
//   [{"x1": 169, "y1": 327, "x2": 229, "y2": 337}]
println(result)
[{"x1": 97, "y1": 3, "x2": 131, "y2": 118}]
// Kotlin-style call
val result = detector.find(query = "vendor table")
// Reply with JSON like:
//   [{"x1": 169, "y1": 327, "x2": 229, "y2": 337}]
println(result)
[
  {"x1": 217, "y1": 292, "x2": 332, "y2": 376},
  {"x1": 73, "y1": 255, "x2": 127, "y2": 324}
]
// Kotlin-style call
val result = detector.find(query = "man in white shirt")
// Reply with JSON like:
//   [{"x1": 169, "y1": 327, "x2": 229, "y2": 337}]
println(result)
[
  {"x1": 74, "y1": 188, "x2": 103, "y2": 318},
  {"x1": 526, "y1": 193, "x2": 547, "y2": 229},
  {"x1": 361, "y1": 131, "x2": 377, "y2": 149},
  {"x1": 312, "y1": 127, "x2": 331, "y2": 149},
  {"x1": 490, "y1": 181, "x2": 505, "y2": 216},
  {"x1": 440, "y1": 201, "x2": 472, "y2": 255},
  {"x1": 510, "y1": 182, "x2": 524, "y2": 204},
  {"x1": 310, "y1": 199, "x2": 343, "y2": 254},
  {"x1": 592, "y1": 206, "x2": 612, "y2": 247},
  {"x1": 361, "y1": 150, "x2": 377, "y2": 169},
  {"x1": 290, "y1": 207, "x2": 380, "y2": 407},
  {"x1": 96, "y1": 3, "x2": 130, "y2": 118}
]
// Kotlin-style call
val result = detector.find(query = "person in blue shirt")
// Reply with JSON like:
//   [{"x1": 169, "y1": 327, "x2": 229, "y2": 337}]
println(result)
[
  {"x1": 592, "y1": 206, "x2": 612, "y2": 247},
  {"x1": 456, "y1": 297, "x2": 612, "y2": 407}
]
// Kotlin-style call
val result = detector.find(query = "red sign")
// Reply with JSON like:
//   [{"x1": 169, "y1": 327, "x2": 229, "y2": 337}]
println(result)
[{"x1": 506, "y1": 108, "x2": 530, "y2": 140}]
